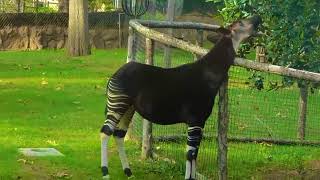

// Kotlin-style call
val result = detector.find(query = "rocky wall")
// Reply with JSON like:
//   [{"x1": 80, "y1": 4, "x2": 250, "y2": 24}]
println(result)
[
  {"x1": 0, "y1": 25, "x2": 127, "y2": 50},
  {"x1": 0, "y1": 12, "x2": 128, "y2": 50}
]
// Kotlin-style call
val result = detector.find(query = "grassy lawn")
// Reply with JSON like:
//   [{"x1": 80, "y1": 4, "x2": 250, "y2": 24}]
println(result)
[
  {"x1": 0, "y1": 49, "x2": 184, "y2": 179},
  {"x1": 1, "y1": 49, "x2": 320, "y2": 179}
]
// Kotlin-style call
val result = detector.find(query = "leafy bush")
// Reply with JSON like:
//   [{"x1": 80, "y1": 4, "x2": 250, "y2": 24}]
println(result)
[{"x1": 209, "y1": 0, "x2": 320, "y2": 89}]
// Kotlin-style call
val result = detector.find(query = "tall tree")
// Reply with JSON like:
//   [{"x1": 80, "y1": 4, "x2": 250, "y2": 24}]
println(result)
[{"x1": 67, "y1": 0, "x2": 91, "y2": 56}]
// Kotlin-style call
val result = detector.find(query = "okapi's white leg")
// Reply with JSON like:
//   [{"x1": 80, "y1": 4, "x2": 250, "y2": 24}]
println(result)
[
  {"x1": 101, "y1": 133, "x2": 111, "y2": 179},
  {"x1": 185, "y1": 145, "x2": 197, "y2": 179},
  {"x1": 113, "y1": 106, "x2": 135, "y2": 177},
  {"x1": 114, "y1": 131, "x2": 132, "y2": 177},
  {"x1": 185, "y1": 126, "x2": 203, "y2": 180}
]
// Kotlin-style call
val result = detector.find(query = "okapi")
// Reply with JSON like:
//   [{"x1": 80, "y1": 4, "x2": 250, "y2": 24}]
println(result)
[{"x1": 100, "y1": 16, "x2": 262, "y2": 180}]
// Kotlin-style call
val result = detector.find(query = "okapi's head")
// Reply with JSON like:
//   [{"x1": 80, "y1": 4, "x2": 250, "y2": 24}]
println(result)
[{"x1": 208, "y1": 15, "x2": 262, "y2": 51}]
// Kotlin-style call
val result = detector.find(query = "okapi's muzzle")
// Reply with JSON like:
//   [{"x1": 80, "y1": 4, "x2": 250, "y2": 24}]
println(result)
[{"x1": 248, "y1": 15, "x2": 263, "y2": 36}]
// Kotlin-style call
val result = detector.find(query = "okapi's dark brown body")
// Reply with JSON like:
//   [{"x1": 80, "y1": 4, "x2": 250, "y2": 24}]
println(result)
[{"x1": 112, "y1": 36, "x2": 235, "y2": 127}]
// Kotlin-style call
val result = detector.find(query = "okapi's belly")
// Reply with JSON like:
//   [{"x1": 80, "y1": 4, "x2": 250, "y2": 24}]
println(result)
[{"x1": 133, "y1": 93, "x2": 185, "y2": 125}]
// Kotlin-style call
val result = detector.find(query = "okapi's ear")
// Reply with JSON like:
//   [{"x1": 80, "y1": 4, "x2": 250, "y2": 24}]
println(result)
[
  {"x1": 207, "y1": 33, "x2": 221, "y2": 44},
  {"x1": 216, "y1": 27, "x2": 231, "y2": 35}
]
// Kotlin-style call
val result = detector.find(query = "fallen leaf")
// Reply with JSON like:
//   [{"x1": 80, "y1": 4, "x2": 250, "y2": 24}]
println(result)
[
  {"x1": 46, "y1": 140, "x2": 59, "y2": 146},
  {"x1": 41, "y1": 78, "x2": 48, "y2": 85},
  {"x1": 23, "y1": 65, "x2": 31, "y2": 70},
  {"x1": 17, "y1": 159, "x2": 27, "y2": 164},
  {"x1": 72, "y1": 101, "x2": 81, "y2": 105},
  {"x1": 52, "y1": 171, "x2": 72, "y2": 179}
]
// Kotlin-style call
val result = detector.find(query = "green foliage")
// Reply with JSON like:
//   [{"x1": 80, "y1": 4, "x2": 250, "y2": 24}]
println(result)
[
  {"x1": 88, "y1": 0, "x2": 114, "y2": 11},
  {"x1": 34, "y1": 6, "x2": 58, "y2": 13},
  {"x1": 212, "y1": 0, "x2": 320, "y2": 89}
]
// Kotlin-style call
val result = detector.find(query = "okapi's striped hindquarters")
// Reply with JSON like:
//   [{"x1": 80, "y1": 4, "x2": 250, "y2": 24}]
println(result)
[
  {"x1": 100, "y1": 16, "x2": 261, "y2": 180},
  {"x1": 100, "y1": 77, "x2": 135, "y2": 179}
]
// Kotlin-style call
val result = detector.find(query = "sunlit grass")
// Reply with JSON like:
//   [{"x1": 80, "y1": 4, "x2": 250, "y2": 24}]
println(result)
[{"x1": 0, "y1": 49, "x2": 184, "y2": 179}]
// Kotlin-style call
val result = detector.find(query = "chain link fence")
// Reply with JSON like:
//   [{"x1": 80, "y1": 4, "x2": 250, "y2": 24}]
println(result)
[
  {"x1": 0, "y1": 1, "x2": 129, "y2": 50},
  {"x1": 0, "y1": 0, "x2": 59, "y2": 13}
]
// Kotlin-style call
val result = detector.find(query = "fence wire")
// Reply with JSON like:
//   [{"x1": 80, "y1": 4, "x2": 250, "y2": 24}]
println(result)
[
  {"x1": 0, "y1": 5, "x2": 128, "y2": 50},
  {"x1": 130, "y1": 26, "x2": 320, "y2": 179}
]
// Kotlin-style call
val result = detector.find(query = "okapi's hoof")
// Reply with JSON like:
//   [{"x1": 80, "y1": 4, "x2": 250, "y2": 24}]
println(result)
[
  {"x1": 124, "y1": 168, "x2": 132, "y2": 177},
  {"x1": 101, "y1": 166, "x2": 109, "y2": 179}
]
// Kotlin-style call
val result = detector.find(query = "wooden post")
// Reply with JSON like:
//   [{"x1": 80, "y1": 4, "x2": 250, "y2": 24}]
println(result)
[
  {"x1": 194, "y1": 29, "x2": 204, "y2": 60},
  {"x1": 298, "y1": 85, "x2": 308, "y2": 141},
  {"x1": 217, "y1": 77, "x2": 229, "y2": 180},
  {"x1": 127, "y1": 26, "x2": 135, "y2": 63},
  {"x1": 255, "y1": 46, "x2": 266, "y2": 63},
  {"x1": 118, "y1": 13, "x2": 122, "y2": 48},
  {"x1": 141, "y1": 38, "x2": 154, "y2": 159},
  {"x1": 164, "y1": 0, "x2": 175, "y2": 68},
  {"x1": 125, "y1": 26, "x2": 136, "y2": 140}
]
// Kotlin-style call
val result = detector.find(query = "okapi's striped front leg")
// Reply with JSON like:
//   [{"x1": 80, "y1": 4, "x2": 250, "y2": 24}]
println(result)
[{"x1": 185, "y1": 126, "x2": 203, "y2": 180}]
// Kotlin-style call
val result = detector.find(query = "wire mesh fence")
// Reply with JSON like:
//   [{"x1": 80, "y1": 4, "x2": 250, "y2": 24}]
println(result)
[
  {"x1": 128, "y1": 22, "x2": 320, "y2": 179},
  {"x1": 0, "y1": 0, "x2": 59, "y2": 13},
  {"x1": 0, "y1": 1, "x2": 129, "y2": 50}
]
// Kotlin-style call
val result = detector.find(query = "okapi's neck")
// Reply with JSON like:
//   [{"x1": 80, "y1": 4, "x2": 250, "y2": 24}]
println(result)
[{"x1": 199, "y1": 36, "x2": 235, "y2": 73}]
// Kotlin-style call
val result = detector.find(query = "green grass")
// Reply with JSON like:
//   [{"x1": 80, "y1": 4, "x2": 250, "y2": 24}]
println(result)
[
  {"x1": 1, "y1": 49, "x2": 320, "y2": 179},
  {"x1": 0, "y1": 49, "x2": 184, "y2": 180}
]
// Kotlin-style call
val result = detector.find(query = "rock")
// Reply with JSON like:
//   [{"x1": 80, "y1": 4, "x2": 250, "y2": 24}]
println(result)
[{"x1": 0, "y1": 26, "x2": 29, "y2": 50}]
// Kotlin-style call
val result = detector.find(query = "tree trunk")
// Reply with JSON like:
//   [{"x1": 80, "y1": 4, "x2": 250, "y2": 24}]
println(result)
[
  {"x1": 58, "y1": 0, "x2": 69, "y2": 13},
  {"x1": 67, "y1": 0, "x2": 91, "y2": 56}
]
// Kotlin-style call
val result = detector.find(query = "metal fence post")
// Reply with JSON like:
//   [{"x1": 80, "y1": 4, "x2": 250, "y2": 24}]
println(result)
[
  {"x1": 141, "y1": 38, "x2": 154, "y2": 159},
  {"x1": 298, "y1": 85, "x2": 308, "y2": 141},
  {"x1": 217, "y1": 77, "x2": 229, "y2": 180}
]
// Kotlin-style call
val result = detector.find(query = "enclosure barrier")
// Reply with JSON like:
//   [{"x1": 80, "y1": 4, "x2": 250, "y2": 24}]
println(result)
[{"x1": 127, "y1": 19, "x2": 320, "y2": 179}]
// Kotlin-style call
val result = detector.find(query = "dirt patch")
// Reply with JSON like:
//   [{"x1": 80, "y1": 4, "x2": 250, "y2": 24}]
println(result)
[
  {"x1": 17, "y1": 158, "x2": 72, "y2": 180},
  {"x1": 259, "y1": 160, "x2": 320, "y2": 180}
]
